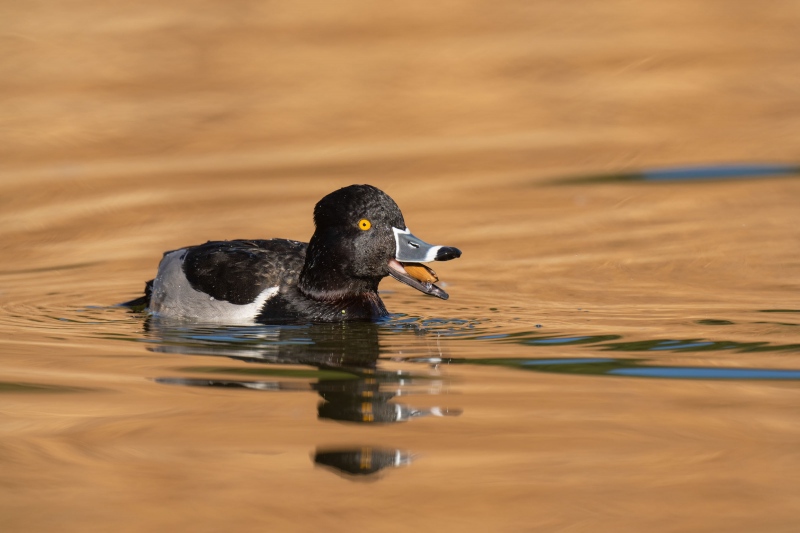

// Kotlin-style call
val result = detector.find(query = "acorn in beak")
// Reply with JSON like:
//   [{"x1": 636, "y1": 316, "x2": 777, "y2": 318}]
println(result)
[{"x1": 387, "y1": 228, "x2": 461, "y2": 300}]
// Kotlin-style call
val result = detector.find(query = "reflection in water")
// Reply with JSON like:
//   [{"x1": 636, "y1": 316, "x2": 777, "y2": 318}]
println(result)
[
  {"x1": 0, "y1": 381, "x2": 89, "y2": 393},
  {"x1": 119, "y1": 309, "x2": 800, "y2": 354},
  {"x1": 148, "y1": 319, "x2": 461, "y2": 424},
  {"x1": 145, "y1": 319, "x2": 462, "y2": 479},
  {"x1": 155, "y1": 371, "x2": 461, "y2": 424},
  {"x1": 596, "y1": 337, "x2": 800, "y2": 353},
  {"x1": 398, "y1": 356, "x2": 800, "y2": 380},
  {"x1": 144, "y1": 318, "x2": 383, "y2": 368},
  {"x1": 315, "y1": 374, "x2": 461, "y2": 424},
  {"x1": 131, "y1": 312, "x2": 800, "y2": 484},
  {"x1": 380, "y1": 316, "x2": 800, "y2": 353},
  {"x1": 141, "y1": 313, "x2": 800, "y2": 384},
  {"x1": 485, "y1": 331, "x2": 800, "y2": 353},
  {"x1": 559, "y1": 163, "x2": 800, "y2": 184},
  {"x1": 313, "y1": 447, "x2": 413, "y2": 479}
]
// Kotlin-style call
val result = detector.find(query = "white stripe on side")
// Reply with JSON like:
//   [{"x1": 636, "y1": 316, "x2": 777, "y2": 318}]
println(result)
[{"x1": 149, "y1": 249, "x2": 277, "y2": 324}]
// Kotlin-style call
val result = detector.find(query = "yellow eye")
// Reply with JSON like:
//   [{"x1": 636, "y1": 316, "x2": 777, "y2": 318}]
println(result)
[{"x1": 358, "y1": 219, "x2": 371, "y2": 231}]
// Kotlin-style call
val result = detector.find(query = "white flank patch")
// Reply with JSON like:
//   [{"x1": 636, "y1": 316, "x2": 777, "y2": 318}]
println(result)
[{"x1": 149, "y1": 249, "x2": 277, "y2": 324}]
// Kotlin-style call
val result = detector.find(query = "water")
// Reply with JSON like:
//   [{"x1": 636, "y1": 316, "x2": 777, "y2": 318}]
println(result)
[
  {"x1": 4, "y1": 184, "x2": 800, "y2": 533},
  {"x1": 2, "y1": 179, "x2": 799, "y2": 531},
  {"x1": 3, "y1": 172, "x2": 800, "y2": 532},
  {"x1": 3, "y1": 2, "x2": 800, "y2": 530},
  {"x1": 561, "y1": 163, "x2": 800, "y2": 184}
]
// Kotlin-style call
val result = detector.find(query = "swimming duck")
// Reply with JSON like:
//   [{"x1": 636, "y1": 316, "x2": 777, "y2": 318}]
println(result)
[{"x1": 128, "y1": 184, "x2": 461, "y2": 323}]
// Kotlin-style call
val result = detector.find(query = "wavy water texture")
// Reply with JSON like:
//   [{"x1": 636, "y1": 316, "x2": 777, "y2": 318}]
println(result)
[{"x1": 3, "y1": 1, "x2": 800, "y2": 530}]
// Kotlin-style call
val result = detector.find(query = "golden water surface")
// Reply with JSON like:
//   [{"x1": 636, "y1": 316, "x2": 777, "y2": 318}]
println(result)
[{"x1": 2, "y1": 1, "x2": 800, "y2": 531}]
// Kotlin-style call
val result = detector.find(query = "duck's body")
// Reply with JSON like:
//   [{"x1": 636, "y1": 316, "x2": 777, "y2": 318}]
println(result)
[{"x1": 131, "y1": 185, "x2": 461, "y2": 324}]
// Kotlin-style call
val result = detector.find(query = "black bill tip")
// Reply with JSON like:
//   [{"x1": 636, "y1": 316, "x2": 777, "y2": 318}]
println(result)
[{"x1": 435, "y1": 247, "x2": 461, "y2": 261}]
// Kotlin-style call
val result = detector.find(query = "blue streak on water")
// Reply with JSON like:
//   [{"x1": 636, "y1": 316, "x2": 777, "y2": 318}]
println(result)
[
  {"x1": 643, "y1": 163, "x2": 799, "y2": 182},
  {"x1": 522, "y1": 358, "x2": 616, "y2": 365},
  {"x1": 527, "y1": 336, "x2": 592, "y2": 345},
  {"x1": 610, "y1": 367, "x2": 800, "y2": 379},
  {"x1": 649, "y1": 341, "x2": 716, "y2": 351}
]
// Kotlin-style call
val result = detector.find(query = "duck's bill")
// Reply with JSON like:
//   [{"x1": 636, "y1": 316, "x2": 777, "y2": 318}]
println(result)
[
  {"x1": 389, "y1": 228, "x2": 461, "y2": 299},
  {"x1": 392, "y1": 228, "x2": 462, "y2": 263},
  {"x1": 388, "y1": 259, "x2": 449, "y2": 299}
]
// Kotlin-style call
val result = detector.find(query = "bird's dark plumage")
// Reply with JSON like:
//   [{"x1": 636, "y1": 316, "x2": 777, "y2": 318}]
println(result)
[{"x1": 128, "y1": 184, "x2": 461, "y2": 324}]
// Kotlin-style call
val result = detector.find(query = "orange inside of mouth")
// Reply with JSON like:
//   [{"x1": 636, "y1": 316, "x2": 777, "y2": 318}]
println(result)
[{"x1": 401, "y1": 262, "x2": 439, "y2": 284}]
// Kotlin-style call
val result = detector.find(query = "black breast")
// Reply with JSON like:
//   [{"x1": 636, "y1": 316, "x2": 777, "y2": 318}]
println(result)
[{"x1": 182, "y1": 239, "x2": 307, "y2": 305}]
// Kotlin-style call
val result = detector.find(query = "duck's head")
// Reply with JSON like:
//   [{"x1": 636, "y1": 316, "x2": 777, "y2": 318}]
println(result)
[{"x1": 302, "y1": 184, "x2": 461, "y2": 300}]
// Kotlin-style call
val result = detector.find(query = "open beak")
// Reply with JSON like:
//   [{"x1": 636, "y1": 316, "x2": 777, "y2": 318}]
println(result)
[{"x1": 387, "y1": 228, "x2": 461, "y2": 300}]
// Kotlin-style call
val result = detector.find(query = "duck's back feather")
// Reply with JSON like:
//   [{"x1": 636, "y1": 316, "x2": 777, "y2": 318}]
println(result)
[
  {"x1": 182, "y1": 239, "x2": 307, "y2": 304},
  {"x1": 144, "y1": 239, "x2": 308, "y2": 322}
]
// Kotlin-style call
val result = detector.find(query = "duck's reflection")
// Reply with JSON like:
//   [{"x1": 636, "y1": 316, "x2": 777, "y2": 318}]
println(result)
[
  {"x1": 313, "y1": 447, "x2": 414, "y2": 479},
  {"x1": 316, "y1": 373, "x2": 460, "y2": 424},
  {"x1": 154, "y1": 370, "x2": 461, "y2": 424},
  {"x1": 145, "y1": 319, "x2": 460, "y2": 478},
  {"x1": 148, "y1": 319, "x2": 460, "y2": 424}
]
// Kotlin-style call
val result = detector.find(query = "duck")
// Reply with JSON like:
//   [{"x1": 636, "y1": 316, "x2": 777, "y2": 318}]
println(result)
[{"x1": 125, "y1": 184, "x2": 461, "y2": 323}]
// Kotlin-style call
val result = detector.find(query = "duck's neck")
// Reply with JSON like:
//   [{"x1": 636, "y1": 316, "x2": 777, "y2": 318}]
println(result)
[
  {"x1": 299, "y1": 264, "x2": 379, "y2": 301},
  {"x1": 295, "y1": 235, "x2": 387, "y2": 320}
]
